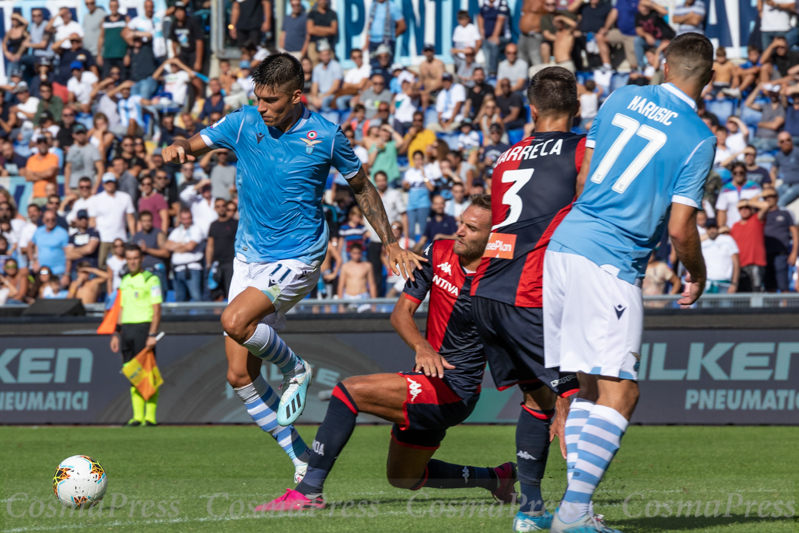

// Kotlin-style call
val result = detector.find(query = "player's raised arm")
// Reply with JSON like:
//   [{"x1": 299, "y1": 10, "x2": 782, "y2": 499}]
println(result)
[
  {"x1": 348, "y1": 167, "x2": 427, "y2": 281},
  {"x1": 161, "y1": 133, "x2": 214, "y2": 164}
]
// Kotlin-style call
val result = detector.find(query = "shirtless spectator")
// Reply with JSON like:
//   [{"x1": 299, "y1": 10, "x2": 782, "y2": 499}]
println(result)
[
  {"x1": 67, "y1": 261, "x2": 109, "y2": 304},
  {"x1": 545, "y1": 14, "x2": 577, "y2": 72},
  {"x1": 706, "y1": 47, "x2": 739, "y2": 99},
  {"x1": 518, "y1": 0, "x2": 545, "y2": 67},
  {"x1": 419, "y1": 43, "x2": 445, "y2": 110},
  {"x1": 337, "y1": 242, "x2": 377, "y2": 312},
  {"x1": 643, "y1": 253, "x2": 681, "y2": 306}
]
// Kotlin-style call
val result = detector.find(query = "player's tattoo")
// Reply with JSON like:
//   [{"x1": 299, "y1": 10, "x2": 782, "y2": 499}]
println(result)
[{"x1": 349, "y1": 167, "x2": 398, "y2": 247}]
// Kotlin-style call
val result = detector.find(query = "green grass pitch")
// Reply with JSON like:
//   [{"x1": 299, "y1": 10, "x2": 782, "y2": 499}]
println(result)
[{"x1": 1, "y1": 425, "x2": 797, "y2": 532}]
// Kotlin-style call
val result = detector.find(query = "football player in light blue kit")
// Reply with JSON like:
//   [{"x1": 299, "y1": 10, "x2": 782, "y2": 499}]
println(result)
[
  {"x1": 162, "y1": 54, "x2": 423, "y2": 484},
  {"x1": 542, "y1": 34, "x2": 716, "y2": 533}
]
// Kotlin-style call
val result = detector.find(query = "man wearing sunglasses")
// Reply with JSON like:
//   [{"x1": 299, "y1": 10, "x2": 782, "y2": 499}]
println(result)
[{"x1": 715, "y1": 161, "x2": 763, "y2": 231}]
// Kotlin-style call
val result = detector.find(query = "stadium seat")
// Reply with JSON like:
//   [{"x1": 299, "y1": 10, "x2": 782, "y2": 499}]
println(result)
[
  {"x1": 508, "y1": 129, "x2": 525, "y2": 145},
  {"x1": 438, "y1": 132, "x2": 460, "y2": 151},
  {"x1": 338, "y1": 109, "x2": 351, "y2": 125},
  {"x1": 741, "y1": 101, "x2": 766, "y2": 128},
  {"x1": 609, "y1": 72, "x2": 630, "y2": 93},
  {"x1": 705, "y1": 99, "x2": 736, "y2": 124},
  {"x1": 424, "y1": 106, "x2": 438, "y2": 126}
]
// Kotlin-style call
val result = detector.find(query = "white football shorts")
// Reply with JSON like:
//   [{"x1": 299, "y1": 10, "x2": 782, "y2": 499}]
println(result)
[
  {"x1": 543, "y1": 249, "x2": 642, "y2": 381},
  {"x1": 228, "y1": 255, "x2": 321, "y2": 332}
]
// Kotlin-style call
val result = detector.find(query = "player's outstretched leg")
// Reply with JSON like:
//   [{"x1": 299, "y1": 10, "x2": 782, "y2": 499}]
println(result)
[
  {"x1": 227, "y1": 338, "x2": 310, "y2": 483},
  {"x1": 513, "y1": 398, "x2": 555, "y2": 532}
]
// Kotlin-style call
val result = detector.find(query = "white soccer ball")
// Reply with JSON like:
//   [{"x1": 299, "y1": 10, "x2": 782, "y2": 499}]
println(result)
[{"x1": 53, "y1": 455, "x2": 108, "y2": 509}]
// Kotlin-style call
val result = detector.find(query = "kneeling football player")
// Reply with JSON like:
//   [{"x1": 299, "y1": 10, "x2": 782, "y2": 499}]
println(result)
[{"x1": 259, "y1": 197, "x2": 518, "y2": 511}]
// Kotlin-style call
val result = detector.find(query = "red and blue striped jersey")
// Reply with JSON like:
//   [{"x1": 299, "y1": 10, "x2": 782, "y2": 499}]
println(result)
[
  {"x1": 471, "y1": 131, "x2": 586, "y2": 307},
  {"x1": 402, "y1": 240, "x2": 485, "y2": 398}
]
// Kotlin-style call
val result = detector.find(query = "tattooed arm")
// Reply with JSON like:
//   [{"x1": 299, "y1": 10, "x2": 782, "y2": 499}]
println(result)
[{"x1": 348, "y1": 167, "x2": 426, "y2": 280}]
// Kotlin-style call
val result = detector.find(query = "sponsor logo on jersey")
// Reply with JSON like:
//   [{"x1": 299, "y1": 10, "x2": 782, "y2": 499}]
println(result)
[
  {"x1": 517, "y1": 450, "x2": 536, "y2": 461},
  {"x1": 437, "y1": 262, "x2": 453, "y2": 275},
  {"x1": 462, "y1": 466, "x2": 470, "y2": 484},
  {"x1": 433, "y1": 274, "x2": 459, "y2": 296},
  {"x1": 312, "y1": 440, "x2": 325, "y2": 456},
  {"x1": 408, "y1": 378, "x2": 422, "y2": 402},
  {"x1": 483, "y1": 232, "x2": 516, "y2": 259}
]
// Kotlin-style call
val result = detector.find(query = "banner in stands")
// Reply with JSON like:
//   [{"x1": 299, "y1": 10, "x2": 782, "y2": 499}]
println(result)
[{"x1": 1, "y1": 328, "x2": 798, "y2": 425}]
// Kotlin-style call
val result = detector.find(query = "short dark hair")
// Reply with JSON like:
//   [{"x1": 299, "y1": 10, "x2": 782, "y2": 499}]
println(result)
[
  {"x1": 663, "y1": 33, "x2": 714, "y2": 82},
  {"x1": 412, "y1": 150, "x2": 424, "y2": 159},
  {"x1": 527, "y1": 66, "x2": 578, "y2": 118},
  {"x1": 252, "y1": 52, "x2": 304, "y2": 94},
  {"x1": 730, "y1": 161, "x2": 746, "y2": 174},
  {"x1": 469, "y1": 194, "x2": 491, "y2": 212},
  {"x1": 124, "y1": 243, "x2": 142, "y2": 256},
  {"x1": 350, "y1": 242, "x2": 363, "y2": 252},
  {"x1": 79, "y1": 176, "x2": 92, "y2": 185},
  {"x1": 139, "y1": 210, "x2": 153, "y2": 219},
  {"x1": 40, "y1": 81, "x2": 52, "y2": 90},
  {"x1": 374, "y1": 170, "x2": 388, "y2": 181},
  {"x1": 457, "y1": 9, "x2": 470, "y2": 19}
]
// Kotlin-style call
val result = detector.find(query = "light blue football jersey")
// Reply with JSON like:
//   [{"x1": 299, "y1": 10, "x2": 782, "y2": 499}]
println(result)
[
  {"x1": 201, "y1": 105, "x2": 361, "y2": 266},
  {"x1": 549, "y1": 83, "x2": 716, "y2": 285}
]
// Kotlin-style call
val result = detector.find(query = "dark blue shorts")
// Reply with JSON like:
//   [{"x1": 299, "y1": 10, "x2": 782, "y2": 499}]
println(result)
[
  {"x1": 390, "y1": 372, "x2": 480, "y2": 450},
  {"x1": 471, "y1": 297, "x2": 579, "y2": 396}
]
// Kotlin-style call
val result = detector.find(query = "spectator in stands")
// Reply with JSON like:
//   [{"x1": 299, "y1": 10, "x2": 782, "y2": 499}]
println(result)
[
  {"x1": 131, "y1": 210, "x2": 170, "y2": 291},
  {"x1": 741, "y1": 146, "x2": 770, "y2": 186},
  {"x1": 458, "y1": 120, "x2": 481, "y2": 152},
  {"x1": 98, "y1": 0, "x2": 128, "y2": 78},
  {"x1": 105, "y1": 238, "x2": 126, "y2": 292},
  {"x1": 445, "y1": 182, "x2": 471, "y2": 221},
  {"x1": 166, "y1": 209, "x2": 204, "y2": 302},
  {"x1": 0, "y1": 140, "x2": 28, "y2": 177},
  {"x1": 199, "y1": 149, "x2": 236, "y2": 202},
  {"x1": 737, "y1": 45, "x2": 762, "y2": 95},
  {"x1": 65, "y1": 124, "x2": 103, "y2": 193},
  {"x1": 759, "y1": 37, "x2": 799, "y2": 86},
  {"x1": 702, "y1": 218, "x2": 740, "y2": 293},
  {"x1": 365, "y1": 171, "x2": 405, "y2": 283},
  {"x1": 159, "y1": 113, "x2": 187, "y2": 148},
  {"x1": 427, "y1": 73, "x2": 466, "y2": 133},
  {"x1": 541, "y1": 3, "x2": 577, "y2": 68},
  {"x1": 772, "y1": 131, "x2": 799, "y2": 206},
  {"x1": 418, "y1": 44, "x2": 445, "y2": 110},
  {"x1": 416, "y1": 194, "x2": 458, "y2": 253},
  {"x1": 206, "y1": 198, "x2": 237, "y2": 300},
  {"x1": 180, "y1": 178, "x2": 218, "y2": 237},
  {"x1": 452, "y1": 11, "x2": 483, "y2": 72},
  {"x1": 230, "y1": 0, "x2": 272, "y2": 49},
  {"x1": 82, "y1": 0, "x2": 106, "y2": 57},
  {"x1": 758, "y1": 0, "x2": 798, "y2": 50},
  {"x1": 169, "y1": 2, "x2": 204, "y2": 98},
  {"x1": 48, "y1": 8, "x2": 85, "y2": 51},
  {"x1": 310, "y1": 42, "x2": 342, "y2": 112},
  {"x1": 393, "y1": 78, "x2": 420, "y2": 135},
  {"x1": 762, "y1": 188, "x2": 798, "y2": 292},
  {"x1": 673, "y1": 0, "x2": 706, "y2": 35},
  {"x1": 497, "y1": 43, "x2": 528, "y2": 94},
  {"x1": 17, "y1": 204, "x2": 41, "y2": 271},
  {"x1": 495, "y1": 78, "x2": 526, "y2": 131},
  {"x1": 3, "y1": 14, "x2": 29, "y2": 78},
  {"x1": 643, "y1": 252, "x2": 680, "y2": 297},
  {"x1": 568, "y1": 0, "x2": 613, "y2": 70},
  {"x1": 478, "y1": 0, "x2": 511, "y2": 76},
  {"x1": 124, "y1": 27, "x2": 159, "y2": 100},
  {"x1": 280, "y1": 0, "x2": 309, "y2": 59},
  {"x1": 731, "y1": 198, "x2": 769, "y2": 291},
  {"x1": 634, "y1": 0, "x2": 673, "y2": 70},
  {"x1": 89, "y1": 172, "x2": 136, "y2": 269},
  {"x1": 306, "y1": 0, "x2": 338, "y2": 65},
  {"x1": 199, "y1": 78, "x2": 226, "y2": 124},
  {"x1": 600, "y1": 0, "x2": 639, "y2": 70},
  {"x1": 29, "y1": 58, "x2": 55, "y2": 100},
  {"x1": 370, "y1": 44, "x2": 395, "y2": 88},
  {"x1": 154, "y1": 58, "x2": 196, "y2": 109},
  {"x1": 110, "y1": 81, "x2": 145, "y2": 137},
  {"x1": 335, "y1": 49, "x2": 371, "y2": 110},
  {"x1": 65, "y1": 177, "x2": 95, "y2": 226},
  {"x1": 337, "y1": 241, "x2": 377, "y2": 310},
  {"x1": 25, "y1": 137, "x2": 59, "y2": 207},
  {"x1": 399, "y1": 112, "x2": 435, "y2": 166},
  {"x1": 108, "y1": 156, "x2": 139, "y2": 204},
  {"x1": 464, "y1": 67, "x2": 494, "y2": 120},
  {"x1": 44, "y1": 194, "x2": 69, "y2": 231},
  {"x1": 138, "y1": 175, "x2": 170, "y2": 232},
  {"x1": 54, "y1": 35, "x2": 98, "y2": 96},
  {"x1": 11, "y1": 82, "x2": 40, "y2": 128},
  {"x1": 783, "y1": 94, "x2": 799, "y2": 143},
  {"x1": 180, "y1": 112, "x2": 204, "y2": 137},
  {"x1": 716, "y1": 162, "x2": 762, "y2": 230},
  {"x1": 456, "y1": 47, "x2": 480, "y2": 89},
  {"x1": 368, "y1": 124, "x2": 403, "y2": 183},
  {"x1": 29, "y1": 209, "x2": 69, "y2": 278},
  {"x1": 66, "y1": 260, "x2": 109, "y2": 304},
  {"x1": 35, "y1": 83, "x2": 64, "y2": 124},
  {"x1": 65, "y1": 210, "x2": 101, "y2": 281},
  {"x1": 746, "y1": 83, "x2": 785, "y2": 152},
  {"x1": 1, "y1": 259, "x2": 26, "y2": 304},
  {"x1": 353, "y1": 74, "x2": 391, "y2": 119},
  {"x1": 363, "y1": 0, "x2": 406, "y2": 66},
  {"x1": 21, "y1": 9, "x2": 52, "y2": 73}
]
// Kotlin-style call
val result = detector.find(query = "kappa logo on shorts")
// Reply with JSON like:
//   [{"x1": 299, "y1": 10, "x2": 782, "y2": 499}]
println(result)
[
  {"x1": 517, "y1": 451, "x2": 536, "y2": 461},
  {"x1": 437, "y1": 262, "x2": 453, "y2": 275},
  {"x1": 407, "y1": 379, "x2": 422, "y2": 402},
  {"x1": 462, "y1": 466, "x2": 470, "y2": 484},
  {"x1": 614, "y1": 304, "x2": 626, "y2": 319},
  {"x1": 550, "y1": 374, "x2": 576, "y2": 388}
]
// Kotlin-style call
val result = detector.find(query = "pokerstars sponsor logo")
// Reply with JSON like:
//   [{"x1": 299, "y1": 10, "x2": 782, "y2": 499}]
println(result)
[
  {"x1": 437, "y1": 262, "x2": 453, "y2": 275},
  {"x1": 408, "y1": 379, "x2": 422, "y2": 402},
  {"x1": 433, "y1": 275, "x2": 459, "y2": 296},
  {"x1": 483, "y1": 232, "x2": 516, "y2": 259}
]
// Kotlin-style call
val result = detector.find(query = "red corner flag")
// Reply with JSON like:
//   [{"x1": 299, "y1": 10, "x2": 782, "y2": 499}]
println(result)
[{"x1": 97, "y1": 292, "x2": 121, "y2": 335}]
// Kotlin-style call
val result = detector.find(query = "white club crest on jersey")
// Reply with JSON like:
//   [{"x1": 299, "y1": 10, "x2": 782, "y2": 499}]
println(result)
[
  {"x1": 437, "y1": 262, "x2": 453, "y2": 275},
  {"x1": 408, "y1": 379, "x2": 422, "y2": 402}
]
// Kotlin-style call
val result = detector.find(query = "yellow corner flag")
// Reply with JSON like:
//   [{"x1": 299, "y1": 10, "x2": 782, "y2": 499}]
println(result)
[{"x1": 122, "y1": 348, "x2": 164, "y2": 401}]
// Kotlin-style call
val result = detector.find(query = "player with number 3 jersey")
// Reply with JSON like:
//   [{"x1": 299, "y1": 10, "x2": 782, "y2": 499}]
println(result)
[{"x1": 544, "y1": 34, "x2": 716, "y2": 533}]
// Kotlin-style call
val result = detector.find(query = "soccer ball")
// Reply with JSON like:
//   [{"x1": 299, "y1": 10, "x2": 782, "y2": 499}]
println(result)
[{"x1": 53, "y1": 455, "x2": 108, "y2": 508}]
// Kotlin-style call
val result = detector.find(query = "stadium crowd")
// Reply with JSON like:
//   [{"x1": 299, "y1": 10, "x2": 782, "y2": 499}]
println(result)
[{"x1": 0, "y1": 0, "x2": 798, "y2": 307}]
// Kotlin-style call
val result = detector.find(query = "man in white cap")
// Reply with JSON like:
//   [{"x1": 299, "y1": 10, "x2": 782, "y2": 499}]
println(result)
[
  {"x1": 88, "y1": 172, "x2": 136, "y2": 269},
  {"x1": 363, "y1": 0, "x2": 405, "y2": 67}
]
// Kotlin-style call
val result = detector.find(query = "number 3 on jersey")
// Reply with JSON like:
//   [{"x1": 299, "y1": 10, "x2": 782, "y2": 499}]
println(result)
[
  {"x1": 494, "y1": 168, "x2": 534, "y2": 231},
  {"x1": 590, "y1": 113, "x2": 667, "y2": 194}
]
